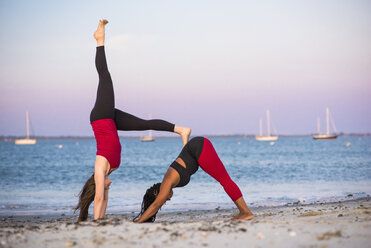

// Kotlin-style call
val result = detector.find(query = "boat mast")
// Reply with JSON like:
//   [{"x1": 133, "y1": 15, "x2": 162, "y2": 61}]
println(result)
[
  {"x1": 149, "y1": 114, "x2": 152, "y2": 137},
  {"x1": 317, "y1": 117, "x2": 320, "y2": 134},
  {"x1": 26, "y1": 111, "x2": 30, "y2": 139},
  {"x1": 259, "y1": 119, "x2": 263, "y2": 136},
  {"x1": 326, "y1": 107, "x2": 330, "y2": 135},
  {"x1": 266, "y1": 110, "x2": 271, "y2": 136}
]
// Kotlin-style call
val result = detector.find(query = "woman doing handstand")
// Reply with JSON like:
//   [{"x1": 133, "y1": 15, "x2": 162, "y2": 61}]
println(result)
[
  {"x1": 134, "y1": 137, "x2": 253, "y2": 222},
  {"x1": 74, "y1": 20, "x2": 190, "y2": 221}
]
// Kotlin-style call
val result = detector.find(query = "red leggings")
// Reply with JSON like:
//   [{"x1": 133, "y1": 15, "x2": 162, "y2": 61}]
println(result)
[{"x1": 197, "y1": 138, "x2": 243, "y2": 202}]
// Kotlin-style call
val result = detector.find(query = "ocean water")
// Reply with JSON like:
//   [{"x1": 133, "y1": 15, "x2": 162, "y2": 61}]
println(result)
[{"x1": 0, "y1": 136, "x2": 370, "y2": 216}]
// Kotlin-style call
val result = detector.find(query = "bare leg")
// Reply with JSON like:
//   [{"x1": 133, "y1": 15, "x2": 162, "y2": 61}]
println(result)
[
  {"x1": 231, "y1": 197, "x2": 254, "y2": 221},
  {"x1": 174, "y1": 126, "x2": 191, "y2": 146},
  {"x1": 94, "y1": 19, "x2": 109, "y2": 47}
]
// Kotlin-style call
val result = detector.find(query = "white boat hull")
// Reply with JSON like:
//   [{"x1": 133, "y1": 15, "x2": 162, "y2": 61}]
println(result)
[
  {"x1": 15, "y1": 139, "x2": 37, "y2": 145},
  {"x1": 312, "y1": 134, "x2": 338, "y2": 140},
  {"x1": 255, "y1": 135, "x2": 278, "y2": 141},
  {"x1": 140, "y1": 136, "x2": 155, "y2": 142}
]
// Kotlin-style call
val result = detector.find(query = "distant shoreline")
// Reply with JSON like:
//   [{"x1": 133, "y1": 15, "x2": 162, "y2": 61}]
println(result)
[{"x1": 1, "y1": 133, "x2": 371, "y2": 142}]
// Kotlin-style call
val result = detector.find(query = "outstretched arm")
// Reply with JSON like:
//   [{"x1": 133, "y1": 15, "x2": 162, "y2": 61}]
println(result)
[
  {"x1": 94, "y1": 156, "x2": 108, "y2": 220},
  {"x1": 135, "y1": 169, "x2": 178, "y2": 223},
  {"x1": 99, "y1": 189, "x2": 109, "y2": 219}
]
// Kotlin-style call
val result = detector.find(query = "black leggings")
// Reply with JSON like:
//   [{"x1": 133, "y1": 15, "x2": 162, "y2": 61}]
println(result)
[{"x1": 90, "y1": 46, "x2": 175, "y2": 132}]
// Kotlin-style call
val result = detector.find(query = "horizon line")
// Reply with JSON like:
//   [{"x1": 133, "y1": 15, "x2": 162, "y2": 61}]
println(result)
[{"x1": 1, "y1": 133, "x2": 371, "y2": 141}]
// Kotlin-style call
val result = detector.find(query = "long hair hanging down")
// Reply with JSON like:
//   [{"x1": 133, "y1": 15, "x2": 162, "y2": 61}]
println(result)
[
  {"x1": 74, "y1": 174, "x2": 95, "y2": 221},
  {"x1": 133, "y1": 182, "x2": 162, "y2": 222}
]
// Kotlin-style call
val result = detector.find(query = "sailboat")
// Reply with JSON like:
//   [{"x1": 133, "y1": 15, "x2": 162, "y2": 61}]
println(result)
[
  {"x1": 312, "y1": 107, "x2": 338, "y2": 140},
  {"x1": 140, "y1": 130, "x2": 155, "y2": 142},
  {"x1": 140, "y1": 114, "x2": 155, "y2": 142},
  {"x1": 255, "y1": 109, "x2": 278, "y2": 141},
  {"x1": 15, "y1": 111, "x2": 37, "y2": 145}
]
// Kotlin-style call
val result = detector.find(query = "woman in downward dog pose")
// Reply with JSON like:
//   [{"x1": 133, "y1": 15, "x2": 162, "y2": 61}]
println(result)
[
  {"x1": 74, "y1": 20, "x2": 190, "y2": 221},
  {"x1": 134, "y1": 137, "x2": 254, "y2": 222}
]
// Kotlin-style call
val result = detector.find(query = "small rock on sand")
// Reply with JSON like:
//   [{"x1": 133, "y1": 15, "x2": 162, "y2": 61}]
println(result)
[
  {"x1": 65, "y1": 241, "x2": 77, "y2": 247},
  {"x1": 299, "y1": 211, "x2": 322, "y2": 217},
  {"x1": 257, "y1": 232, "x2": 264, "y2": 239},
  {"x1": 317, "y1": 230, "x2": 342, "y2": 240}
]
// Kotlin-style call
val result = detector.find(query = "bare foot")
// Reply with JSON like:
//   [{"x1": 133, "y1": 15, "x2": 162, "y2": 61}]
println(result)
[
  {"x1": 174, "y1": 126, "x2": 191, "y2": 146},
  {"x1": 230, "y1": 212, "x2": 254, "y2": 221},
  {"x1": 94, "y1": 19, "x2": 109, "y2": 46}
]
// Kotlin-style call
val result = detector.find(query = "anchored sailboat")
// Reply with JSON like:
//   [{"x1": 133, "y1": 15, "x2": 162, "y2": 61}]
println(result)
[
  {"x1": 312, "y1": 107, "x2": 338, "y2": 140},
  {"x1": 140, "y1": 114, "x2": 155, "y2": 142},
  {"x1": 255, "y1": 110, "x2": 278, "y2": 141},
  {"x1": 140, "y1": 129, "x2": 155, "y2": 142},
  {"x1": 15, "y1": 111, "x2": 37, "y2": 145}
]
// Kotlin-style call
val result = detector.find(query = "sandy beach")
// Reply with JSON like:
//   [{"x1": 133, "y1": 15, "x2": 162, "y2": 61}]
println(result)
[{"x1": 0, "y1": 198, "x2": 370, "y2": 248}]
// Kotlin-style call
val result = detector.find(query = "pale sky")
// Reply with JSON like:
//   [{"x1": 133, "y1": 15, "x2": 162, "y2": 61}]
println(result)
[{"x1": 0, "y1": 0, "x2": 370, "y2": 136}]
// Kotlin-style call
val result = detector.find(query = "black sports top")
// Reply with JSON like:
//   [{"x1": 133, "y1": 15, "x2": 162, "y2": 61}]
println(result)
[{"x1": 170, "y1": 136, "x2": 204, "y2": 187}]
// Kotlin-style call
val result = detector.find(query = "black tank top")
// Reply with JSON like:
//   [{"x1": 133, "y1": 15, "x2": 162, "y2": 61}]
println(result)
[{"x1": 170, "y1": 136, "x2": 204, "y2": 187}]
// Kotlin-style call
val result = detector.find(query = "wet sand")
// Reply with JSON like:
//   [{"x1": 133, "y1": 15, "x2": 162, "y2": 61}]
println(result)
[{"x1": 1, "y1": 198, "x2": 370, "y2": 248}]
